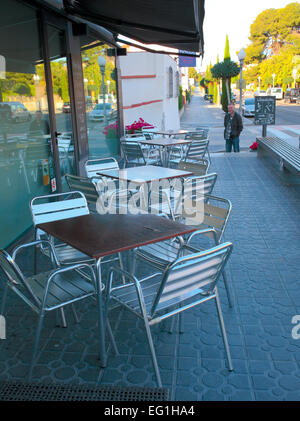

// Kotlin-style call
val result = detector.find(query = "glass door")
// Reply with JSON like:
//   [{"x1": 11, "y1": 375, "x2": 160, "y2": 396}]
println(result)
[
  {"x1": 0, "y1": 0, "x2": 55, "y2": 247},
  {"x1": 45, "y1": 22, "x2": 75, "y2": 191}
]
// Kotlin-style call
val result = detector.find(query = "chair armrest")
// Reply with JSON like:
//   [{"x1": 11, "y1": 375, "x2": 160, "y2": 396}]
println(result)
[
  {"x1": 108, "y1": 266, "x2": 139, "y2": 292},
  {"x1": 12, "y1": 240, "x2": 59, "y2": 267},
  {"x1": 47, "y1": 263, "x2": 97, "y2": 288},
  {"x1": 186, "y1": 228, "x2": 218, "y2": 246}
]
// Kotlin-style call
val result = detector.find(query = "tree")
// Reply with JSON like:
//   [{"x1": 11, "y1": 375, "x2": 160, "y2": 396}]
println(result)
[
  {"x1": 245, "y1": 3, "x2": 300, "y2": 64},
  {"x1": 14, "y1": 82, "x2": 31, "y2": 96},
  {"x1": 211, "y1": 36, "x2": 240, "y2": 112},
  {"x1": 188, "y1": 67, "x2": 198, "y2": 80}
]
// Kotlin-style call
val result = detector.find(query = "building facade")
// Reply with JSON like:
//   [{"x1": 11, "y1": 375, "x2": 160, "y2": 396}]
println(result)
[
  {"x1": 119, "y1": 52, "x2": 180, "y2": 131},
  {"x1": 0, "y1": 0, "x2": 120, "y2": 247}
]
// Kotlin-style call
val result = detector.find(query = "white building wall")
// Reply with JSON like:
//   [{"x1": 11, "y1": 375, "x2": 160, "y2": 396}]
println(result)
[{"x1": 119, "y1": 52, "x2": 180, "y2": 131}]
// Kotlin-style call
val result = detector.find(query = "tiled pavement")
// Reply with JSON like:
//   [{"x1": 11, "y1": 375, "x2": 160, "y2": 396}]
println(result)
[
  {"x1": 1, "y1": 151, "x2": 300, "y2": 401},
  {"x1": 1, "y1": 95, "x2": 300, "y2": 401}
]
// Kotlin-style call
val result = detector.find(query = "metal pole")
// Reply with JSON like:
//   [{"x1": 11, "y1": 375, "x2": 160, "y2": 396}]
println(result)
[
  {"x1": 239, "y1": 59, "x2": 244, "y2": 115},
  {"x1": 101, "y1": 69, "x2": 107, "y2": 126},
  {"x1": 262, "y1": 124, "x2": 267, "y2": 137}
]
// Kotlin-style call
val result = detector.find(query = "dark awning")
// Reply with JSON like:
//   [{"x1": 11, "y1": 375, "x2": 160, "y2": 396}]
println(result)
[{"x1": 63, "y1": 0, "x2": 205, "y2": 55}]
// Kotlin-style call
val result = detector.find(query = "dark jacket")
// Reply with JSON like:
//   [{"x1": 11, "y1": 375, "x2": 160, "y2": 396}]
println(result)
[{"x1": 224, "y1": 112, "x2": 243, "y2": 138}]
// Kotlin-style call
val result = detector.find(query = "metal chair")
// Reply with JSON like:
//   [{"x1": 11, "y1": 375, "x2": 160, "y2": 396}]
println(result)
[
  {"x1": 134, "y1": 192, "x2": 233, "y2": 307},
  {"x1": 30, "y1": 191, "x2": 93, "y2": 268},
  {"x1": 178, "y1": 159, "x2": 210, "y2": 176},
  {"x1": 84, "y1": 157, "x2": 119, "y2": 179},
  {"x1": 65, "y1": 173, "x2": 131, "y2": 216},
  {"x1": 185, "y1": 139, "x2": 211, "y2": 164},
  {"x1": 120, "y1": 141, "x2": 161, "y2": 168},
  {"x1": 106, "y1": 242, "x2": 234, "y2": 387},
  {"x1": 0, "y1": 242, "x2": 117, "y2": 380},
  {"x1": 186, "y1": 128, "x2": 209, "y2": 140}
]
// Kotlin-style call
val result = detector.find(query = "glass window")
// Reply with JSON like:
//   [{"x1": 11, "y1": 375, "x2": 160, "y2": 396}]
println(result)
[
  {"x1": 81, "y1": 42, "x2": 119, "y2": 158},
  {"x1": 0, "y1": 0, "x2": 53, "y2": 247}
]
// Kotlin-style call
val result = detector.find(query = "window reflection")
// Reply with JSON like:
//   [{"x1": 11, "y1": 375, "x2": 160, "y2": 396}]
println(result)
[
  {"x1": 0, "y1": 1, "x2": 53, "y2": 247},
  {"x1": 81, "y1": 44, "x2": 119, "y2": 158}
]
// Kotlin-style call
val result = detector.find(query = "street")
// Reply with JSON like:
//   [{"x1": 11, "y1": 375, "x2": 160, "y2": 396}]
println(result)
[
  {"x1": 181, "y1": 90, "x2": 300, "y2": 152},
  {"x1": 243, "y1": 102, "x2": 300, "y2": 126}
]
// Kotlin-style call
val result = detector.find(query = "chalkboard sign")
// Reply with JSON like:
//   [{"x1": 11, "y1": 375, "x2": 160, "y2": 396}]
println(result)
[{"x1": 254, "y1": 96, "x2": 276, "y2": 125}]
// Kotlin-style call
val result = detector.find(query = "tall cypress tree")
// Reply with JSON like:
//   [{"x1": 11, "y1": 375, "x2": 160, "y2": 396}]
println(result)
[{"x1": 221, "y1": 35, "x2": 231, "y2": 112}]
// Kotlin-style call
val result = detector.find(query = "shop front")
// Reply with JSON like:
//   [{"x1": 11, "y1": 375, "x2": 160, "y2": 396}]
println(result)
[{"x1": 0, "y1": 0, "x2": 120, "y2": 247}]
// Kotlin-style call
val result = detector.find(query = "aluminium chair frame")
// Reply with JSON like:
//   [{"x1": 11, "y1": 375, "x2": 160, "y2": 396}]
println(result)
[
  {"x1": 106, "y1": 242, "x2": 234, "y2": 387},
  {"x1": 0, "y1": 241, "x2": 118, "y2": 380}
]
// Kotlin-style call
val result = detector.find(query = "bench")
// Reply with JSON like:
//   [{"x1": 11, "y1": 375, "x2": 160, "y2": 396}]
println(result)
[{"x1": 257, "y1": 136, "x2": 300, "y2": 183}]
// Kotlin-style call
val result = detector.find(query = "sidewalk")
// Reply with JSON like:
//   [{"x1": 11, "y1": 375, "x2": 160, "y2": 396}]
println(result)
[
  {"x1": 1, "y1": 99, "x2": 300, "y2": 401},
  {"x1": 180, "y1": 89, "x2": 256, "y2": 152}
]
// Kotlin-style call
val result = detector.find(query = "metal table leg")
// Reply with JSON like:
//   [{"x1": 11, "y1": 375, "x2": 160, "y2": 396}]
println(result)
[{"x1": 96, "y1": 257, "x2": 107, "y2": 367}]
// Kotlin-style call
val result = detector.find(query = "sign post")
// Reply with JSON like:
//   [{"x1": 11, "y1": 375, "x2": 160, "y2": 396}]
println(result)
[{"x1": 254, "y1": 96, "x2": 276, "y2": 137}]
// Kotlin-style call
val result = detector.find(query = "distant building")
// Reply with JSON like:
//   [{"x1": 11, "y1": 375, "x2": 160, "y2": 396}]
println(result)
[{"x1": 119, "y1": 51, "x2": 180, "y2": 131}]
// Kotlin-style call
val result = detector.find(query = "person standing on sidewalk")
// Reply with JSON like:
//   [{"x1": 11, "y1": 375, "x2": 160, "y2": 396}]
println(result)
[{"x1": 224, "y1": 103, "x2": 243, "y2": 152}]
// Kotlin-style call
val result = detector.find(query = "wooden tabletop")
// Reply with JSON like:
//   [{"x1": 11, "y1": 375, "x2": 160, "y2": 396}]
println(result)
[
  {"x1": 37, "y1": 213, "x2": 196, "y2": 259},
  {"x1": 96, "y1": 165, "x2": 193, "y2": 184},
  {"x1": 139, "y1": 137, "x2": 192, "y2": 147}
]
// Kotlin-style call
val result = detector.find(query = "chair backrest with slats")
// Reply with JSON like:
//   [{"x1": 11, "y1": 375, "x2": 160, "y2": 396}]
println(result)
[
  {"x1": 182, "y1": 173, "x2": 217, "y2": 199},
  {"x1": 183, "y1": 194, "x2": 232, "y2": 243},
  {"x1": 178, "y1": 159, "x2": 210, "y2": 176},
  {"x1": 120, "y1": 141, "x2": 146, "y2": 166},
  {"x1": 85, "y1": 157, "x2": 119, "y2": 179},
  {"x1": 30, "y1": 191, "x2": 89, "y2": 226},
  {"x1": 65, "y1": 175, "x2": 99, "y2": 205},
  {"x1": 174, "y1": 173, "x2": 218, "y2": 218},
  {"x1": 151, "y1": 243, "x2": 233, "y2": 315},
  {"x1": 185, "y1": 132, "x2": 208, "y2": 141},
  {"x1": 185, "y1": 140, "x2": 209, "y2": 161}
]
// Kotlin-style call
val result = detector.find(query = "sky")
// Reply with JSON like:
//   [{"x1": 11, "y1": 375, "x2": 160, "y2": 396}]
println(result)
[{"x1": 198, "y1": 0, "x2": 297, "y2": 72}]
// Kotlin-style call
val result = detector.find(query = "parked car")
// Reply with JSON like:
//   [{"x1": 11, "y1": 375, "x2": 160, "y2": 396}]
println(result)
[
  {"x1": 267, "y1": 87, "x2": 283, "y2": 100},
  {"x1": 89, "y1": 103, "x2": 112, "y2": 122},
  {"x1": 2, "y1": 101, "x2": 31, "y2": 122},
  {"x1": 242, "y1": 97, "x2": 255, "y2": 117},
  {"x1": 62, "y1": 102, "x2": 71, "y2": 113},
  {"x1": 284, "y1": 88, "x2": 300, "y2": 103},
  {"x1": 254, "y1": 90, "x2": 267, "y2": 96}
]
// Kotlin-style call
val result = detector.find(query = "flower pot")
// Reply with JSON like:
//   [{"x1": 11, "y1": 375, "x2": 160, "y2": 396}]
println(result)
[{"x1": 105, "y1": 137, "x2": 119, "y2": 155}]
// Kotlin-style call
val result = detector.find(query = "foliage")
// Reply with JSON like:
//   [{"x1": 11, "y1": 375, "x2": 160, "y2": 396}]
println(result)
[
  {"x1": 14, "y1": 82, "x2": 31, "y2": 96},
  {"x1": 178, "y1": 85, "x2": 183, "y2": 110},
  {"x1": 199, "y1": 77, "x2": 208, "y2": 89},
  {"x1": 211, "y1": 60, "x2": 240, "y2": 79},
  {"x1": 211, "y1": 36, "x2": 239, "y2": 112},
  {"x1": 186, "y1": 89, "x2": 191, "y2": 103},
  {"x1": 125, "y1": 118, "x2": 154, "y2": 134},
  {"x1": 103, "y1": 121, "x2": 118, "y2": 138},
  {"x1": 213, "y1": 82, "x2": 218, "y2": 104},
  {"x1": 188, "y1": 68, "x2": 198, "y2": 79},
  {"x1": 224, "y1": 35, "x2": 230, "y2": 61},
  {"x1": 245, "y1": 3, "x2": 300, "y2": 64}
]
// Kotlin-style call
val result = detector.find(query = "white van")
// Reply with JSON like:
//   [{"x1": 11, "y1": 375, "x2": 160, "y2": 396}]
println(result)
[{"x1": 267, "y1": 87, "x2": 283, "y2": 100}]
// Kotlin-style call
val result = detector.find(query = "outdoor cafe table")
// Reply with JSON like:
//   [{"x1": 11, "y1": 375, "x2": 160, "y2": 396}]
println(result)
[
  {"x1": 96, "y1": 164, "x2": 193, "y2": 185},
  {"x1": 150, "y1": 129, "x2": 189, "y2": 137},
  {"x1": 37, "y1": 213, "x2": 197, "y2": 367},
  {"x1": 139, "y1": 137, "x2": 192, "y2": 166}
]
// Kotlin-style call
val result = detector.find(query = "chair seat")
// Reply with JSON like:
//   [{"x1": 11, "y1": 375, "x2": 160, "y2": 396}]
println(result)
[
  {"x1": 26, "y1": 269, "x2": 96, "y2": 311},
  {"x1": 111, "y1": 276, "x2": 161, "y2": 315},
  {"x1": 111, "y1": 271, "x2": 211, "y2": 317},
  {"x1": 43, "y1": 244, "x2": 93, "y2": 265},
  {"x1": 135, "y1": 240, "x2": 182, "y2": 270}
]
